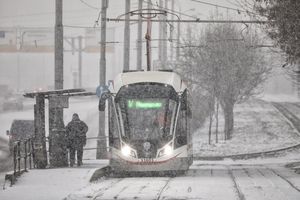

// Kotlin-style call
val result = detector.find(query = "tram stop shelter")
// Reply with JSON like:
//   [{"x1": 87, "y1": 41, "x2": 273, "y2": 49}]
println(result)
[{"x1": 24, "y1": 88, "x2": 95, "y2": 168}]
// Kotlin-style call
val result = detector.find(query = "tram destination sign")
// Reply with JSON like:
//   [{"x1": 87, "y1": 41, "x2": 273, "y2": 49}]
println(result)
[{"x1": 127, "y1": 100, "x2": 162, "y2": 109}]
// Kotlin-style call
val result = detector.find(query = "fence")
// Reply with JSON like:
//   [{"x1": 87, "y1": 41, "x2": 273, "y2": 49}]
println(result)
[
  {"x1": 4, "y1": 137, "x2": 35, "y2": 186},
  {"x1": 4, "y1": 135, "x2": 107, "y2": 187}
]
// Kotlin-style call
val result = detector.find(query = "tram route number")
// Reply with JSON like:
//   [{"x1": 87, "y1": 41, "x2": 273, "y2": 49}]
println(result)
[{"x1": 137, "y1": 158, "x2": 155, "y2": 165}]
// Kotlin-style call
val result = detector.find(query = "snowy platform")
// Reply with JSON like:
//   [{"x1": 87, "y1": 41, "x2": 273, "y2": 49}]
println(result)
[{"x1": 0, "y1": 160, "x2": 108, "y2": 200}]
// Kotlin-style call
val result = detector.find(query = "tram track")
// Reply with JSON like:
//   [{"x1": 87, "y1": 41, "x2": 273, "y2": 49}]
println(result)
[
  {"x1": 91, "y1": 178, "x2": 124, "y2": 200},
  {"x1": 227, "y1": 166, "x2": 246, "y2": 200},
  {"x1": 268, "y1": 167, "x2": 300, "y2": 193},
  {"x1": 272, "y1": 102, "x2": 300, "y2": 135}
]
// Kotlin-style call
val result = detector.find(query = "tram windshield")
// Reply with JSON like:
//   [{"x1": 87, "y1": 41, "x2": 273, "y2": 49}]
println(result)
[{"x1": 115, "y1": 83, "x2": 178, "y2": 142}]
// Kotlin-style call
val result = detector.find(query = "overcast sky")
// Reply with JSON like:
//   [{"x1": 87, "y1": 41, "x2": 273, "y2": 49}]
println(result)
[
  {"x1": 0, "y1": 0, "x2": 295, "y2": 96},
  {"x1": 0, "y1": 0, "x2": 252, "y2": 27}
]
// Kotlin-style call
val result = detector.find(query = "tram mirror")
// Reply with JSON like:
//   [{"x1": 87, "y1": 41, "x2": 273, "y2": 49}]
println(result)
[
  {"x1": 98, "y1": 91, "x2": 111, "y2": 111},
  {"x1": 98, "y1": 100, "x2": 106, "y2": 111}
]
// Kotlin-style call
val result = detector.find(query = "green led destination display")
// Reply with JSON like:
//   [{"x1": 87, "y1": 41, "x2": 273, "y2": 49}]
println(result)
[{"x1": 127, "y1": 100, "x2": 162, "y2": 109}]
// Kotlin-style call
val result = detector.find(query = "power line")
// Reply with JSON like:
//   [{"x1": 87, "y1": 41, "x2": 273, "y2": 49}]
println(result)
[
  {"x1": 64, "y1": 25, "x2": 100, "y2": 29},
  {"x1": 0, "y1": 9, "x2": 95, "y2": 19},
  {"x1": 107, "y1": 18, "x2": 268, "y2": 24},
  {"x1": 190, "y1": 0, "x2": 259, "y2": 16},
  {"x1": 142, "y1": 0, "x2": 200, "y2": 20},
  {"x1": 79, "y1": 0, "x2": 100, "y2": 10}
]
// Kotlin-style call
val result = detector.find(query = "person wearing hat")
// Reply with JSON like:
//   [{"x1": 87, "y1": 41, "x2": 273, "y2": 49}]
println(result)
[{"x1": 66, "y1": 113, "x2": 88, "y2": 167}]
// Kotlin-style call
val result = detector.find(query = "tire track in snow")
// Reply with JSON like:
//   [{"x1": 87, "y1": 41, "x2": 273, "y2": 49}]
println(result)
[{"x1": 156, "y1": 177, "x2": 173, "y2": 200}]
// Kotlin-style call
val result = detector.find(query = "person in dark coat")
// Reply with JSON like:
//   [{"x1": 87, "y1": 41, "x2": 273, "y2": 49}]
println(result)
[{"x1": 66, "y1": 113, "x2": 88, "y2": 167}]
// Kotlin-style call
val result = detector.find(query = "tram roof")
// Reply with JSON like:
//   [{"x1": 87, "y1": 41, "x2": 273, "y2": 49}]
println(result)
[{"x1": 112, "y1": 71, "x2": 187, "y2": 93}]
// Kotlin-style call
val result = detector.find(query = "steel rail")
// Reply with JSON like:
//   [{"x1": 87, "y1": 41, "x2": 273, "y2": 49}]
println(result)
[
  {"x1": 227, "y1": 166, "x2": 246, "y2": 200},
  {"x1": 268, "y1": 167, "x2": 300, "y2": 192}
]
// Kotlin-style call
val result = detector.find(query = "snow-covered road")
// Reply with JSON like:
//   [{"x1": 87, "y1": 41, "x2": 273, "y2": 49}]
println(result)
[{"x1": 66, "y1": 162, "x2": 300, "y2": 200}]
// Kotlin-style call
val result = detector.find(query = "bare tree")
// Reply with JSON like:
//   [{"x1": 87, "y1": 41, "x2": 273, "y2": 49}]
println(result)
[{"x1": 176, "y1": 23, "x2": 271, "y2": 140}]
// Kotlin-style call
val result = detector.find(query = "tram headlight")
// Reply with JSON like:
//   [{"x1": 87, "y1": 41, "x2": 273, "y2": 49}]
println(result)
[
  {"x1": 121, "y1": 145, "x2": 136, "y2": 158},
  {"x1": 158, "y1": 143, "x2": 173, "y2": 157},
  {"x1": 121, "y1": 145, "x2": 131, "y2": 157},
  {"x1": 164, "y1": 145, "x2": 173, "y2": 155}
]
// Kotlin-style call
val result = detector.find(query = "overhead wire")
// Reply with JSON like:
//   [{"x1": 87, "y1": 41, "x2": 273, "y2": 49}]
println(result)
[
  {"x1": 190, "y1": 0, "x2": 258, "y2": 15},
  {"x1": 0, "y1": 9, "x2": 97, "y2": 20},
  {"x1": 142, "y1": 0, "x2": 200, "y2": 20},
  {"x1": 79, "y1": 0, "x2": 100, "y2": 10}
]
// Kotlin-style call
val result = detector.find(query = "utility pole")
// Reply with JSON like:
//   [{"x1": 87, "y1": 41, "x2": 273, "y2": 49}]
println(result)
[
  {"x1": 146, "y1": 0, "x2": 152, "y2": 71},
  {"x1": 97, "y1": 0, "x2": 108, "y2": 159},
  {"x1": 170, "y1": 0, "x2": 174, "y2": 62},
  {"x1": 78, "y1": 35, "x2": 83, "y2": 88},
  {"x1": 158, "y1": 0, "x2": 163, "y2": 67},
  {"x1": 136, "y1": 0, "x2": 143, "y2": 70},
  {"x1": 176, "y1": 7, "x2": 181, "y2": 61},
  {"x1": 124, "y1": 0, "x2": 130, "y2": 71},
  {"x1": 162, "y1": 0, "x2": 168, "y2": 68},
  {"x1": 55, "y1": 0, "x2": 63, "y2": 91},
  {"x1": 50, "y1": 0, "x2": 68, "y2": 167}
]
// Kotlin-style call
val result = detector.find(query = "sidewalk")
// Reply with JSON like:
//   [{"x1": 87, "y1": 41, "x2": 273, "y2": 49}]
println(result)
[{"x1": 0, "y1": 160, "x2": 108, "y2": 200}]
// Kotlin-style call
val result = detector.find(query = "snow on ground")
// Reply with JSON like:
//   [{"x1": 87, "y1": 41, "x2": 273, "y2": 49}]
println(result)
[
  {"x1": 0, "y1": 160, "x2": 108, "y2": 200},
  {"x1": 2, "y1": 155, "x2": 300, "y2": 200},
  {"x1": 260, "y1": 94, "x2": 299, "y2": 102},
  {"x1": 66, "y1": 158, "x2": 300, "y2": 200},
  {"x1": 281, "y1": 102, "x2": 300, "y2": 120},
  {"x1": 193, "y1": 98, "x2": 300, "y2": 156}
]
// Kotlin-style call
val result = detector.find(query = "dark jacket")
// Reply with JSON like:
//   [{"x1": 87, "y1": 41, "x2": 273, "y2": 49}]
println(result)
[{"x1": 66, "y1": 118, "x2": 88, "y2": 149}]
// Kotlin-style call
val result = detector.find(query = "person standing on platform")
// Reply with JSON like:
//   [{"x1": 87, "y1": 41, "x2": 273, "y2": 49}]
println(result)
[{"x1": 66, "y1": 113, "x2": 88, "y2": 167}]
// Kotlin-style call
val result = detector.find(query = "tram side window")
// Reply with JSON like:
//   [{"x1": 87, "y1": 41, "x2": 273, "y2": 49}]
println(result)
[{"x1": 109, "y1": 102, "x2": 120, "y2": 149}]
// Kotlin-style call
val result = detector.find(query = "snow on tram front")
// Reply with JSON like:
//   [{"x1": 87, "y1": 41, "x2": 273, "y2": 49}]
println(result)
[{"x1": 99, "y1": 71, "x2": 193, "y2": 172}]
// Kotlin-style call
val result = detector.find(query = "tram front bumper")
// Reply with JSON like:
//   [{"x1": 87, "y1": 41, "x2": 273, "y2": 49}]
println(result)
[{"x1": 110, "y1": 156, "x2": 192, "y2": 172}]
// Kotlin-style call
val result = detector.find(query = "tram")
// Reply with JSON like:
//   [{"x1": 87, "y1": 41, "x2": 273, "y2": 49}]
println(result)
[{"x1": 99, "y1": 70, "x2": 193, "y2": 172}]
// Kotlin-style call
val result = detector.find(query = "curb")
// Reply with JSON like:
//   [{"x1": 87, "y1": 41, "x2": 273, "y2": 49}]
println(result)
[{"x1": 89, "y1": 166, "x2": 112, "y2": 182}]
